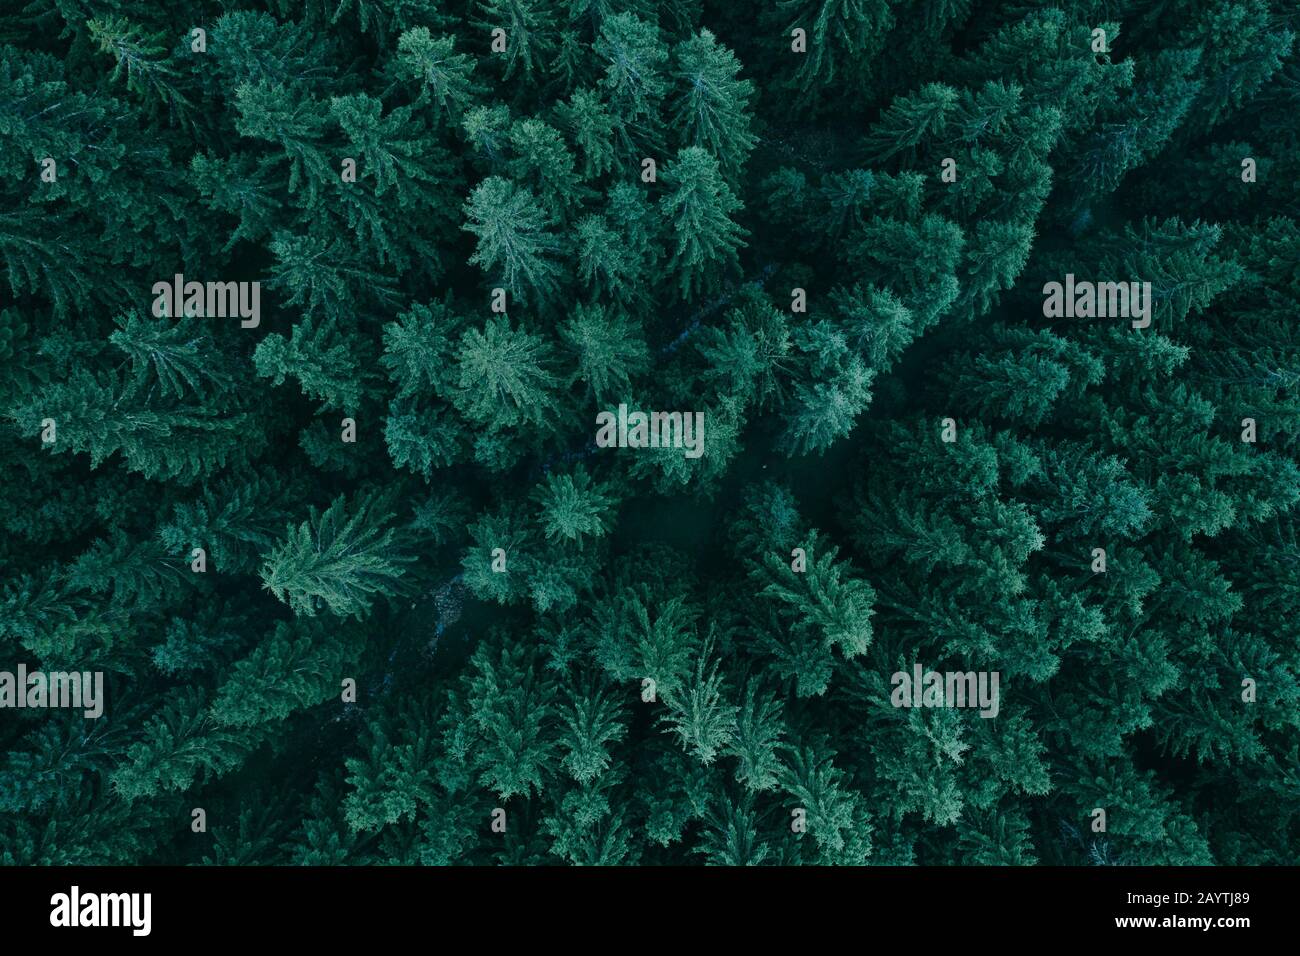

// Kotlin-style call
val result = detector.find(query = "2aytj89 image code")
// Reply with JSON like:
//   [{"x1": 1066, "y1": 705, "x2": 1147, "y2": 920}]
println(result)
[{"x1": 0, "y1": 0, "x2": 1295, "y2": 940}]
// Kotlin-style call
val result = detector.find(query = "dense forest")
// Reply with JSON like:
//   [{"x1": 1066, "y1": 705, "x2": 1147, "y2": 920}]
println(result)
[{"x1": 1, "y1": 0, "x2": 1298, "y2": 866}]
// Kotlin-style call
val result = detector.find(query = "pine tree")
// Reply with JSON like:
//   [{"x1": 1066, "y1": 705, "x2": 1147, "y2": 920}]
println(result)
[
  {"x1": 670, "y1": 29, "x2": 755, "y2": 181},
  {"x1": 451, "y1": 315, "x2": 563, "y2": 431},
  {"x1": 660, "y1": 146, "x2": 746, "y2": 298},
  {"x1": 260, "y1": 494, "x2": 411, "y2": 619},
  {"x1": 461, "y1": 176, "x2": 564, "y2": 306}
]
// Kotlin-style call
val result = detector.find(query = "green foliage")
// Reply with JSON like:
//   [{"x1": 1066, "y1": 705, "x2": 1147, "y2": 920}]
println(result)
[
  {"x1": 1, "y1": 0, "x2": 1297, "y2": 869},
  {"x1": 260, "y1": 494, "x2": 411, "y2": 618},
  {"x1": 661, "y1": 146, "x2": 746, "y2": 298},
  {"x1": 462, "y1": 176, "x2": 564, "y2": 306}
]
